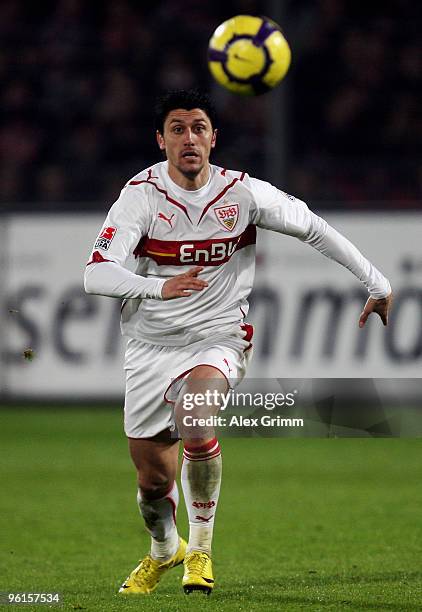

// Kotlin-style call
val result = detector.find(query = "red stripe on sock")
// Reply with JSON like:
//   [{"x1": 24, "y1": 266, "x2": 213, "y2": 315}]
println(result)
[
  {"x1": 183, "y1": 439, "x2": 221, "y2": 462},
  {"x1": 183, "y1": 445, "x2": 220, "y2": 459},
  {"x1": 184, "y1": 437, "x2": 218, "y2": 455},
  {"x1": 183, "y1": 449, "x2": 221, "y2": 462}
]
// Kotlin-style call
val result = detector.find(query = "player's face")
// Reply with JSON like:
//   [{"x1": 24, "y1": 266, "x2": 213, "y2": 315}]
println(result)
[{"x1": 157, "y1": 109, "x2": 217, "y2": 179}]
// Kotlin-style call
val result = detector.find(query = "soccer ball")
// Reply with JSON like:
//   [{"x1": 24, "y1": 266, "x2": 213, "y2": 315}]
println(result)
[{"x1": 208, "y1": 15, "x2": 291, "y2": 96}]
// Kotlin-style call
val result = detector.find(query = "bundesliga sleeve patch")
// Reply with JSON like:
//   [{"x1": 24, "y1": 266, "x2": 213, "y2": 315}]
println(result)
[{"x1": 95, "y1": 226, "x2": 117, "y2": 250}]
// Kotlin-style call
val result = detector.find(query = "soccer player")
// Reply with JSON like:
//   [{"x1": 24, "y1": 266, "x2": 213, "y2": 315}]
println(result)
[{"x1": 84, "y1": 89, "x2": 392, "y2": 595}]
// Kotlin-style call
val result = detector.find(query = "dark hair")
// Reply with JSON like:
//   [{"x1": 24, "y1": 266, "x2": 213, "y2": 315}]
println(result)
[{"x1": 154, "y1": 89, "x2": 217, "y2": 133}]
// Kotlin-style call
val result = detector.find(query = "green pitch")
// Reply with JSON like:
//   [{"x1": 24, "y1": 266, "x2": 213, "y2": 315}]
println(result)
[{"x1": 1, "y1": 407, "x2": 421, "y2": 611}]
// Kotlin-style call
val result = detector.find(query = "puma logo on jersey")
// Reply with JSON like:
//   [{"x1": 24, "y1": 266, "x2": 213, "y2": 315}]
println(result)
[{"x1": 158, "y1": 212, "x2": 175, "y2": 228}]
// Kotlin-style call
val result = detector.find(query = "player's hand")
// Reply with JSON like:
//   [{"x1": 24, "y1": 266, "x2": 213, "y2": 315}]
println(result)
[
  {"x1": 162, "y1": 266, "x2": 208, "y2": 300},
  {"x1": 359, "y1": 292, "x2": 393, "y2": 328}
]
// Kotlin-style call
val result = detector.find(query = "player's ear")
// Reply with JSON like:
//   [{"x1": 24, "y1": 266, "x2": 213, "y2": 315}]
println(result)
[
  {"x1": 211, "y1": 129, "x2": 217, "y2": 149},
  {"x1": 156, "y1": 130, "x2": 166, "y2": 150}
]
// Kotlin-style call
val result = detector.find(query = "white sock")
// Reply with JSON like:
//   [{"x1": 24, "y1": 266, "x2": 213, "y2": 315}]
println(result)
[
  {"x1": 181, "y1": 438, "x2": 222, "y2": 555},
  {"x1": 137, "y1": 481, "x2": 180, "y2": 561}
]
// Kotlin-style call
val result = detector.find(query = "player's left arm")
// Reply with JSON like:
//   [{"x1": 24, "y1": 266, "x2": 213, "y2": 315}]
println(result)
[
  {"x1": 359, "y1": 293, "x2": 393, "y2": 328},
  {"x1": 249, "y1": 177, "x2": 393, "y2": 327}
]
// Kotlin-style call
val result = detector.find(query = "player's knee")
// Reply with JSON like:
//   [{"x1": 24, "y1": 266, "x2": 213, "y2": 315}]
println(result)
[{"x1": 137, "y1": 472, "x2": 172, "y2": 500}]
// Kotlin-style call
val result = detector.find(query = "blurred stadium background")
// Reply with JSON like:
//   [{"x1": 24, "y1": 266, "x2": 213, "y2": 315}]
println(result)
[
  {"x1": 0, "y1": 0, "x2": 420, "y2": 207},
  {"x1": 0, "y1": 0, "x2": 420, "y2": 402}
]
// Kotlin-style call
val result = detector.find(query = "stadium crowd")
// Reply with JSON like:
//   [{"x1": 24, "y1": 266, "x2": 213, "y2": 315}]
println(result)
[{"x1": 0, "y1": 0, "x2": 420, "y2": 210}]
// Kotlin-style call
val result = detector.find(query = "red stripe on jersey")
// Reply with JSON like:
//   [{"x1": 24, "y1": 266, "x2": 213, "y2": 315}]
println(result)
[
  {"x1": 133, "y1": 235, "x2": 147, "y2": 259},
  {"x1": 86, "y1": 250, "x2": 113, "y2": 265},
  {"x1": 135, "y1": 224, "x2": 256, "y2": 266},
  {"x1": 147, "y1": 168, "x2": 158, "y2": 180},
  {"x1": 128, "y1": 179, "x2": 192, "y2": 223},
  {"x1": 129, "y1": 169, "x2": 246, "y2": 226},
  {"x1": 198, "y1": 177, "x2": 239, "y2": 225}
]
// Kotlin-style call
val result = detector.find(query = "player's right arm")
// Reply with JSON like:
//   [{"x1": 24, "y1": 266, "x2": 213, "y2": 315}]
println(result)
[
  {"x1": 161, "y1": 267, "x2": 208, "y2": 299},
  {"x1": 84, "y1": 185, "x2": 207, "y2": 300}
]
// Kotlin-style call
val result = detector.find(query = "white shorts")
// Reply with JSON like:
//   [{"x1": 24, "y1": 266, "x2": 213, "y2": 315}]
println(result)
[{"x1": 124, "y1": 325, "x2": 253, "y2": 438}]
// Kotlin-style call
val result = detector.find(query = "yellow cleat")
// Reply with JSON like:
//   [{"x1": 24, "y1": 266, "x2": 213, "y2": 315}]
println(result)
[
  {"x1": 182, "y1": 550, "x2": 214, "y2": 595},
  {"x1": 119, "y1": 537, "x2": 187, "y2": 595}
]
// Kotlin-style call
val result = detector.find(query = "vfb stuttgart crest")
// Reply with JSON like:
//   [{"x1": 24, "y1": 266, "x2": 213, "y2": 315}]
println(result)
[{"x1": 214, "y1": 202, "x2": 239, "y2": 231}]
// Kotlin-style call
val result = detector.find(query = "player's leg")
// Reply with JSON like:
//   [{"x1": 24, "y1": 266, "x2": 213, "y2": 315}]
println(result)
[
  {"x1": 129, "y1": 430, "x2": 181, "y2": 560},
  {"x1": 119, "y1": 430, "x2": 186, "y2": 595},
  {"x1": 174, "y1": 365, "x2": 227, "y2": 594}
]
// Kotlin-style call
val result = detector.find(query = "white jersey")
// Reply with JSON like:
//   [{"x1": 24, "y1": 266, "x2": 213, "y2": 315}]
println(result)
[{"x1": 85, "y1": 161, "x2": 391, "y2": 346}]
